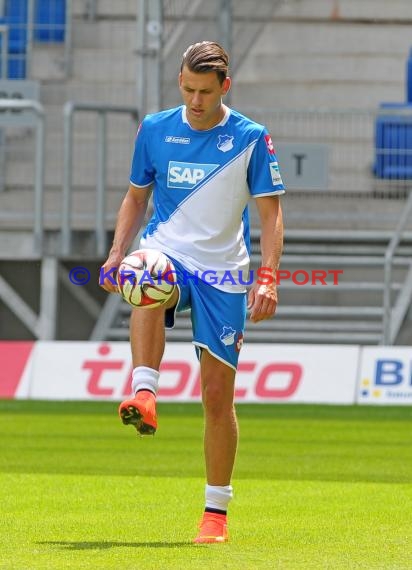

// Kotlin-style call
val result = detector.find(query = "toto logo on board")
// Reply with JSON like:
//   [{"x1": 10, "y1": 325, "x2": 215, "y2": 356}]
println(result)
[{"x1": 81, "y1": 344, "x2": 302, "y2": 401}]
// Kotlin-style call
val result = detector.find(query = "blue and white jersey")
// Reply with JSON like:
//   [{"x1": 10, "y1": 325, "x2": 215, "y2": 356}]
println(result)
[{"x1": 130, "y1": 105, "x2": 285, "y2": 292}]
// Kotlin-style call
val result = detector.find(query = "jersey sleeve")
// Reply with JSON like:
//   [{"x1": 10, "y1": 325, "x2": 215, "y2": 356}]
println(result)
[
  {"x1": 247, "y1": 129, "x2": 285, "y2": 197},
  {"x1": 129, "y1": 119, "x2": 155, "y2": 187}
]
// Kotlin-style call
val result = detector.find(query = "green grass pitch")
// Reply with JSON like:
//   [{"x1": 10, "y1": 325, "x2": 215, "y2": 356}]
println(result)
[{"x1": 0, "y1": 401, "x2": 411, "y2": 569}]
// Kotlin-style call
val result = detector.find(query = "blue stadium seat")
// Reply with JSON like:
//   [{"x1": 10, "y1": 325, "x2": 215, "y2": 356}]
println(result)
[
  {"x1": 1, "y1": 0, "x2": 27, "y2": 78},
  {"x1": 34, "y1": 0, "x2": 66, "y2": 43},
  {"x1": 0, "y1": 56, "x2": 27, "y2": 79},
  {"x1": 373, "y1": 103, "x2": 412, "y2": 180},
  {"x1": 5, "y1": 0, "x2": 28, "y2": 52},
  {"x1": 407, "y1": 47, "x2": 412, "y2": 104}
]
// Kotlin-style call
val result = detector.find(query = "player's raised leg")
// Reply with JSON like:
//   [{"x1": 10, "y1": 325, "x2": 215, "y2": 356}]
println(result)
[
  {"x1": 194, "y1": 349, "x2": 237, "y2": 543},
  {"x1": 119, "y1": 289, "x2": 179, "y2": 435}
]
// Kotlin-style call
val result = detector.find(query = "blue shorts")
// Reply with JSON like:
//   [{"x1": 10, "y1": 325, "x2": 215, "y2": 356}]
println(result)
[{"x1": 165, "y1": 257, "x2": 246, "y2": 370}]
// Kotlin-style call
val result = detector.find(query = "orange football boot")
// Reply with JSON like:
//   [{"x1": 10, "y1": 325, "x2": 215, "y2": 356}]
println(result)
[
  {"x1": 194, "y1": 512, "x2": 229, "y2": 544},
  {"x1": 118, "y1": 390, "x2": 157, "y2": 435}
]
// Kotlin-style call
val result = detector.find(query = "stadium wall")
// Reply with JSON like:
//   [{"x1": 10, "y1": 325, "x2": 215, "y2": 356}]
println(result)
[{"x1": 1, "y1": 341, "x2": 411, "y2": 405}]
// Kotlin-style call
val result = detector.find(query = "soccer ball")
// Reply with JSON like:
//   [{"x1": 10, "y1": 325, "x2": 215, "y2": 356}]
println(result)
[{"x1": 117, "y1": 249, "x2": 176, "y2": 308}]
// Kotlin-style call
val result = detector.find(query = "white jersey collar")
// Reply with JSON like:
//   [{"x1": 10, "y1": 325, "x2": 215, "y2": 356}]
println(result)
[{"x1": 181, "y1": 105, "x2": 231, "y2": 130}]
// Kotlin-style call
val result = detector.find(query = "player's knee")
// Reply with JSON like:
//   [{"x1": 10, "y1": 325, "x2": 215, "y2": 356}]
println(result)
[
  {"x1": 202, "y1": 377, "x2": 234, "y2": 418},
  {"x1": 131, "y1": 303, "x2": 167, "y2": 322}
]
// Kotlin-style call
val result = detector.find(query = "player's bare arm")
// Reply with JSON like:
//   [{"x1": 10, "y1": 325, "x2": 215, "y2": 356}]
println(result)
[
  {"x1": 248, "y1": 195, "x2": 283, "y2": 323},
  {"x1": 100, "y1": 184, "x2": 152, "y2": 293}
]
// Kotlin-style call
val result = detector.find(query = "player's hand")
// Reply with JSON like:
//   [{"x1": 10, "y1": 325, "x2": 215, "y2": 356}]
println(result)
[
  {"x1": 247, "y1": 281, "x2": 278, "y2": 323},
  {"x1": 99, "y1": 253, "x2": 123, "y2": 294}
]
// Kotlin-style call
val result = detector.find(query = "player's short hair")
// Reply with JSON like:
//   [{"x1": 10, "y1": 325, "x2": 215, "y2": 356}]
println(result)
[{"x1": 181, "y1": 41, "x2": 229, "y2": 84}]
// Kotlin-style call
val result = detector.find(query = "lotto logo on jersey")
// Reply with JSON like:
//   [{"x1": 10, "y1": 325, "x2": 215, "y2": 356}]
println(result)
[
  {"x1": 264, "y1": 134, "x2": 276, "y2": 155},
  {"x1": 167, "y1": 161, "x2": 219, "y2": 189}
]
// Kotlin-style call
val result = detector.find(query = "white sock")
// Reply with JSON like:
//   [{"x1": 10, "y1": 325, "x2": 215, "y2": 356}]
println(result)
[
  {"x1": 205, "y1": 484, "x2": 233, "y2": 512},
  {"x1": 132, "y1": 366, "x2": 160, "y2": 395}
]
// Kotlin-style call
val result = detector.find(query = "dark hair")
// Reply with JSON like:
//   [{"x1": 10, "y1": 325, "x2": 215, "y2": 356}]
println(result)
[{"x1": 181, "y1": 41, "x2": 229, "y2": 84}]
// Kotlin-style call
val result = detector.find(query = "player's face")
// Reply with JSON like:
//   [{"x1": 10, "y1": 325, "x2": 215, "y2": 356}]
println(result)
[{"x1": 179, "y1": 66, "x2": 231, "y2": 130}]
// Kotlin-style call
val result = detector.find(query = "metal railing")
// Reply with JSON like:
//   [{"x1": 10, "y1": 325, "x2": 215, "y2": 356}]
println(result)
[
  {"x1": 85, "y1": 0, "x2": 97, "y2": 21},
  {"x1": 0, "y1": 97, "x2": 45, "y2": 253},
  {"x1": 0, "y1": 24, "x2": 8, "y2": 79},
  {"x1": 63, "y1": 0, "x2": 73, "y2": 77},
  {"x1": 242, "y1": 107, "x2": 412, "y2": 198},
  {"x1": 62, "y1": 101, "x2": 138, "y2": 257},
  {"x1": 383, "y1": 192, "x2": 412, "y2": 344},
  {"x1": 0, "y1": 24, "x2": 6, "y2": 193}
]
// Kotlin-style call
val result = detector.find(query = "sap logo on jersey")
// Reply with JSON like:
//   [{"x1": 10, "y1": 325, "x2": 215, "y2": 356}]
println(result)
[{"x1": 167, "y1": 161, "x2": 219, "y2": 189}]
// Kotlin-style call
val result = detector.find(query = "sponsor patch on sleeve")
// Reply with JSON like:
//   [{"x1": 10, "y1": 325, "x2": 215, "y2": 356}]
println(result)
[{"x1": 269, "y1": 161, "x2": 282, "y2": 185}]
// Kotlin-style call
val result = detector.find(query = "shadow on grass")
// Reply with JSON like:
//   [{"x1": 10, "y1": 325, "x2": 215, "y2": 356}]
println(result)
[{"x1": 38, "y1": 540, "x2": 194, "y2": 550}]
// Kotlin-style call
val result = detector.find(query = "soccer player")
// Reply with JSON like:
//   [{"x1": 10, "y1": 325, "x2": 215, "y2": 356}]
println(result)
[{"x1": 100, "y1": 41, "x2": 285, "y2": 543}]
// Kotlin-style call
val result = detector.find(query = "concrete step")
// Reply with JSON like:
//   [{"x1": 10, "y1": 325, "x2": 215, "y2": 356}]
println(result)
[
  {"x1": 36, "y1": 10, "x2": 412, "y2": 114},
  {"x1": 40, "y1": 81, "x2": 137, "y2": 107},
  {"x1": 115, "y1": 303, "x2": 386, "y2": 344},
  {"x1": 275, "y1": 0, "x2": 412, "y2": 21},
  {"x1": 230, "y1": 20, "x2": 411, "y2": 109},
  {"x1": 232, "y1": 82, "x2": 405, "y2": 112},
  {"x1": 72, "y1": 0, "x2": 139, "y2": 19},
  {"x1": 5, "y1": 123, "x2": 391, "y2": 195},
  {"x1": 72, "y1": 0, "x2": 412, "y2": 25},
  {"x1": 0, "y1": 185, "x2": 409, "y2": 235},
  {"x1": 253, "y1": 21, "x2": 412, "y2": 57},
  {"x1": 241, "y1": 53, "x2": 405, "y2": 85},
  {"x1": 1, "y1": 109, "x2": 136, "y2": 188},
  {"x1": 0, "y1": 187, "x2": 123, "y2": 230},
  {"x1": 2, "y1": 138, "x2": 132, "y2": 189},
  {"x1": 31, "y1": 44, "x2": 67, "y2": 82},
  {"x1": 71, "y1": 19, "x2": 137, "y2": 50},
  {"x1": 71, "y1": 48, "x2": 137, "y2": 83},
  {"x1": 0, "y1": 228, "x2": 111, "y2": 258},
  {"x1": 280, "y1": 193, "x2": 411, "y2": 231},
  {"x1": 16, "y1": 102, "x2": 137, "y2": 141}
]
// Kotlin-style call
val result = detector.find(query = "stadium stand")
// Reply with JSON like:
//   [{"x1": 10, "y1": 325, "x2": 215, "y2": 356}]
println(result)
[{"x1": 1, "y1": 0, "x2": 412, "y2": 344}]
